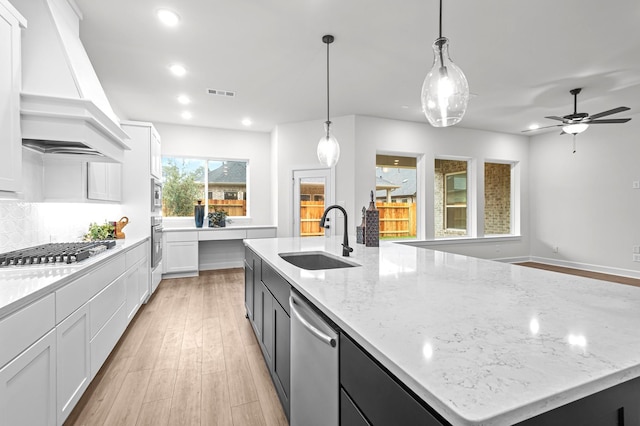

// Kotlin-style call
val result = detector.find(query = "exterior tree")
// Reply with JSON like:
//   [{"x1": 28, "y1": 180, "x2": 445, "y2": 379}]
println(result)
[{"x1": 162, "y1": 159, "x2": 203, "y2": 216}]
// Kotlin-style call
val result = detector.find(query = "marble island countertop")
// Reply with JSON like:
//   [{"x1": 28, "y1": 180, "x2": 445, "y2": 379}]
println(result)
[
  {"x1": 244, "y1": 236, "x2": 640, "y2": 426},
  {"x1": 0, "y1": 237, "x2": 148, "y2": 319}
]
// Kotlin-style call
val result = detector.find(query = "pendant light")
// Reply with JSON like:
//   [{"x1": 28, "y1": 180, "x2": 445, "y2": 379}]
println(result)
[
  {"x1": 421, "y1": 0, "x2": 469, "y2": 127},
  {"x1": 317, "y1": 34, "x2": 340, "y2": 168}
]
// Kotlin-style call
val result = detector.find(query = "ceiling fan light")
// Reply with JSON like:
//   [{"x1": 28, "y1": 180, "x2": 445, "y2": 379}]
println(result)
[
  {"x1": 562, "y1": 123, "x2": 589, "y2": 135},
  {"x1": 421, "y1": 37, "x2": 469, "y2": 127}
]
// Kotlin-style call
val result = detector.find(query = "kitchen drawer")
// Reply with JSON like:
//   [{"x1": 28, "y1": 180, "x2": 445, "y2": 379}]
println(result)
[
  {"x1": 90, "y1": 273, "x2": 126, "y2": 338},
  {"x1": 125, "y1": 241, "x2": 147, "y2": 269},
  {"x1": 340, "y1": 333, "x2": 445, "y2": 426},
  {"x1": 246, "y1": 228, "x2": 277, "y2": 239},
  {"x1": 0, "y1": 294, "x2": 55, "y2": 368},
  {"x1": 90, "y1": 302, "x2": 127, "y2": 380},
  {"x1": 341, "y1": 388, "x2": 371, "y2": 426},
  {"x1": 56, "y1": 254, "x2": 126, "y2": 323},
  {"x1": 164, "y1": 231, "x2": 198, "y2": 243},
  {"x1": 199, "y1": 229, "x2": 246, "y2": 241},
  {"x1": 261, "y1": 261, "x2": 290, "y2": 314}
]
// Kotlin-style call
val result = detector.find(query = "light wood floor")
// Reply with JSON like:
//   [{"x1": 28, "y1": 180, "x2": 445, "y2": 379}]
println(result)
[
  {"x1": 517, "y1": 262, "x2": 640, "y2": 288},
  {"x1": 65, "y1": 269, "x2": 289, "y2": 426}
]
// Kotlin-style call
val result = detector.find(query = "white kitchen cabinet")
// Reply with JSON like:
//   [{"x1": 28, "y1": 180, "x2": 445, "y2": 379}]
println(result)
[
  {"x1": 163, "y1": 231, "x2": 199, "y2": 276},
  {"x1": 124, "y1": 262, "x2": 140, "y2": 322},
  {"x1": 43, "y1": 158, "x2": 121, "y2": 202},
  {"x1": 138, "y1": 256, "x2": 150, "y2": 305},
  {"x1": 150, "y1": 126, "x2": 162, "y2": 179},
  {"x1": 0, "y1": 330, "x2": 56, "y2": 426},
  {"x1": 56, "y1": 303, "x2": 90, "y2": 425},
  {"x1": 87, "y1": 162, "x2": 122, "y2": 201},
  {"x1": 0, "y1": 1, "x2": 25, "y2": 193}
]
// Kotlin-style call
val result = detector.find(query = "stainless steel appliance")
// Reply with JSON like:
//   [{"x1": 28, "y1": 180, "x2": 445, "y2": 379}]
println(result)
[
  {"x1": 151, "y1": 216, "x2": 163, "y2": 268},
  {"x1": 151, "y1": 178, "x2": 162, "y2": 210},
  {"x1": 0, "y1": 241, "x2": 116, "y2": 267},
  {"x1": 289, "y1": 290, "x2": 339, "y2": 426}
]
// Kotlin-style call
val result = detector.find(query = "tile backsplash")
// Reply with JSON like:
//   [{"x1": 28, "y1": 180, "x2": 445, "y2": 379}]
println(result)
[{"x1": 0, "y1": 201, "x2": 123, "y2": 252}]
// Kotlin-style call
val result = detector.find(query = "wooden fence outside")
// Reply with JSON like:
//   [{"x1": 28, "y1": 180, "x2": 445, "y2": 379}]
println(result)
[
  {"x1": 208, "y1": 199, "x2": 246, "y2": 217},
  {"x1": 377, "y1": 202, "x2": 416, "y2": 238},
  {"x1": 300, "y1": 201, "x2": 325, "y2": 236},
  {"x1": 299, "y1": 201, "x2": 416, "y2": 238}
]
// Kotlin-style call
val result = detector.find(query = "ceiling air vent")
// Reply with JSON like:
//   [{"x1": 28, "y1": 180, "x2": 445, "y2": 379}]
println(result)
[{"x1": 207, "y1": 88, "x2": 236, "y2": 98}]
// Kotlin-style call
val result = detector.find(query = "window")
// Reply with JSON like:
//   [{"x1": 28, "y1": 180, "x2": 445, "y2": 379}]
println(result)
[
  {"x1": 434, "y1": 159, "x2": 468, "y2": 237},
  {"x1": 484, "y1": 162, "x2": 512, "y2": 235},
  {"x1": 162, "y1": 156, "x2": 248, "y2": 218},
  {"x1": 445, "y1": 171, "x2": 467, "y2": 230},
  {"x1": 375, "y1": 154, "x2": 417, "y2": 240}
]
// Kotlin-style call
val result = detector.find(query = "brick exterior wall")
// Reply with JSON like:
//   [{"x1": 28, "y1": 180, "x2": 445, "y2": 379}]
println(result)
[{"x1": 484, "y1": 163, "x2": 511, "y2": 235}]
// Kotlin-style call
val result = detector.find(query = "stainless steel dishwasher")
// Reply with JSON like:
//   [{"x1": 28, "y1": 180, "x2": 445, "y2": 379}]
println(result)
[{"x1": 289, "y1": 290, "x2": 339, "y2": 426}]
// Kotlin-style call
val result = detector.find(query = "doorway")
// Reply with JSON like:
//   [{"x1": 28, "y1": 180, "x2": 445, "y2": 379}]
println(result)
[{"x1": 293, "y1": 169, "x2": 333, "y2": 237}]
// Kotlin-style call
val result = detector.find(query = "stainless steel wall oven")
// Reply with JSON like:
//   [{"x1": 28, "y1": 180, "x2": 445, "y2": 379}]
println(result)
[{"x1": 151, "y1": 216, "x2": 162, "y2": 268}]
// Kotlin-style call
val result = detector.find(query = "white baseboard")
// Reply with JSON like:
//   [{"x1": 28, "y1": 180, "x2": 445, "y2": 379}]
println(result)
[
  {"x1": 199, "y1": 261, "x2": 244, "y2": 271},
  {"x1": 522, "y1": 256, "x2": 640, "y2": 280},
  {"x1": 493, "y1": 256, "x2": 530, "y2": 264},
  {"x1": 161, "y1": 271, "x2": 199, "y2": 280}
]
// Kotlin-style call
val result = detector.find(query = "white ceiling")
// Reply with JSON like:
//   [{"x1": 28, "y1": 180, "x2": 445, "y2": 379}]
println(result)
[{"x1": 74, "y1": 0, "x2": 640, "y2": 135}]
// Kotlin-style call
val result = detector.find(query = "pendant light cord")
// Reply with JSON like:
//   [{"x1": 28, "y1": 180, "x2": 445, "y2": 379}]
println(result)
[
  {"x1": 439, "y1": 0, "x2": 442, "y2": 39},
  {"x1": 326, "y1": 39, "x2": 330, "y2": 125},
  {"x1": 438, "y1": 0, "x2": 445, "y2": 68}
]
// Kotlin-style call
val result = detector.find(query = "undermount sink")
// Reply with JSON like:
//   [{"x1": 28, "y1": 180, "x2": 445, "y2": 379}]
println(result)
[{"x1": 279, "y1": 251, "x2": 360, "y2": 270}]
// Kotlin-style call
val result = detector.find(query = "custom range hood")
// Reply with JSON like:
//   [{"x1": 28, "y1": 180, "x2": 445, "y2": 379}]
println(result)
[{"x1": 14, "y1": 0, "x2": 129, "y2": 162}]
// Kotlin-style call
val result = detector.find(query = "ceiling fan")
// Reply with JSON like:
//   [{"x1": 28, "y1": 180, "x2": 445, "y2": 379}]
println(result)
[{"x1": 523, "y1": 88, "x2": 631, "y2": 136}]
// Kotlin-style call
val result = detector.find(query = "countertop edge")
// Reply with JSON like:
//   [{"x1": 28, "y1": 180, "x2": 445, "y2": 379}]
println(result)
[{"x1": 0, "y1": 237, "x2": 149, "y2": 320}]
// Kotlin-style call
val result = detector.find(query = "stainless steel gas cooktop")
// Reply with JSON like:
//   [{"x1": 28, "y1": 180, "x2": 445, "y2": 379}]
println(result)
[{"x1": 0, "y1": 241, "x2": 116, "y2": 267}]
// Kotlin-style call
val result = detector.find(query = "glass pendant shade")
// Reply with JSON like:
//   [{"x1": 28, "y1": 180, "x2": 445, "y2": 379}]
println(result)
[
  {"x1": 421, "y1": 37, "x2": 469, "y2": 127},
  {"x1": 317, "y1": 121, "x2": 340, "y2": 167},
  {"x1": 562, "y1": 123, "x2": 589, "y2": 135}
]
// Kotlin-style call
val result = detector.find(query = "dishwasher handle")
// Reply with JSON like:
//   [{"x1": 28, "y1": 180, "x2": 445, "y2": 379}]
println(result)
[{"x1": 290, "y1": 296, "x2": 337, "y2": 348}]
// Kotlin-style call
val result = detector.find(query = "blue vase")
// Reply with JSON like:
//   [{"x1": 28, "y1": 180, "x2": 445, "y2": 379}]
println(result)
[{"x1": 194, "y1": 203, "x2": 204, "y2": 228}]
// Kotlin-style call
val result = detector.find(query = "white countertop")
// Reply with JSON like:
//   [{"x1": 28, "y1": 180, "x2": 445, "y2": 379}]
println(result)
[
  {"x1": 244, "y1": 236, "x2": 640, "y2": 426},
  {"x1": 164, "y1": 225, "x2": 276, "y2": 232},
  {"x1": 0, "y1": 237, "x2": 148, "y2": 319}
]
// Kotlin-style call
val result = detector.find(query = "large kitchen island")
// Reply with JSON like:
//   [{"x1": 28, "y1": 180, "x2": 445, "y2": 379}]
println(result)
[{"x1": 244, "y1": 236, "x2": 640, "y2": 426}]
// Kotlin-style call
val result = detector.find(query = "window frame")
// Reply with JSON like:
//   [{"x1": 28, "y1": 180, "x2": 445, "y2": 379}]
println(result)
[
  {"x1": 161, "y1": 155, "x2": 250, "y2": 219},
  {"x1": 444, "y1": 170, "x2": 468, "y2": 231}
]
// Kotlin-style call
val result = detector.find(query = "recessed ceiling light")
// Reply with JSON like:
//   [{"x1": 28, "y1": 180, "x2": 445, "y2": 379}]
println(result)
[
  {"x1": 169, "y1": 64, "x2": 186, "y2": 77},
  {"x1": 528, "y1": 123, "x2": 540, "y2": 130},
  {"x1": 177, "y1": 95, "x2": 190, "y2": 105},
  {"x1": 241, "y1": 118, "x2": 252, "y2": 127},
  {"x1": 157, "y1": 9, "x2": 180, "y2": 27},
  {"x1": 181, "y1": 111, "x2": 192, "y2": 120}
]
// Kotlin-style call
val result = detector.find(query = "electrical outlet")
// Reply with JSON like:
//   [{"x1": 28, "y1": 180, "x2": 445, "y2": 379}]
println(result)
[
  {"x1": 633, "y1": 181, "x2": 640, "y2": 189},
  {"x1": 634, "y1": 254, "x2": 640, "y2": 262},
  {"x1": 552, "y1": 246, "x2": 559, "y2": 253}
]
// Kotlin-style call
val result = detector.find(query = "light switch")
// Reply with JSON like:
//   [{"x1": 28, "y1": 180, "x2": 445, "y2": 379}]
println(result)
[{"x1": 633, "y1": 181, "x2": 640, "y2": 189}]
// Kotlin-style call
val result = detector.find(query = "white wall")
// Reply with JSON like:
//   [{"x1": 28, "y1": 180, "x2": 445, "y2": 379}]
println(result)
[
  {"x1": 529, "y1": 114, "x2": 640, "y2": 276},
  {"x1": 155, "y1": 122, "x2": 273, "y2": 226}
]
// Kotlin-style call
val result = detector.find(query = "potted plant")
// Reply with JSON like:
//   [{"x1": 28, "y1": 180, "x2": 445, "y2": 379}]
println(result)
[
  {"x1": 83, "y1": 221, "x2": 115, "y2": 241},
  {"x1": 207, "y1": 208, "x2": 228, "y2": 228}
]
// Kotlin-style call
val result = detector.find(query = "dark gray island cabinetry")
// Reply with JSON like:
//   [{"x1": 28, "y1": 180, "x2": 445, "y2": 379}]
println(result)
[{"x1": 244, "y1": 247, "x2": 291, "y2": 419}]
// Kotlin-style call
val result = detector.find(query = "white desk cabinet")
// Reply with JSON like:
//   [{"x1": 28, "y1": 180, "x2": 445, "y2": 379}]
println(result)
[
  {"x1": 163, "y1": 231, "x2": 199, "y2": 276},
  {"x1": 0, "y1": 1, "x2": 25, "y2": 193}
]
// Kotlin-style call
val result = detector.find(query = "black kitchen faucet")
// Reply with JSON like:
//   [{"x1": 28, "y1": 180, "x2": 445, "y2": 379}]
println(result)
[{"x1": 319, "y1": 205, "x2": 354, "y2": 257}]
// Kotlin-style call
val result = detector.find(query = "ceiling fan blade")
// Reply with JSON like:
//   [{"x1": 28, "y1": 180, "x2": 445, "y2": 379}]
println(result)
[
  {"x1": 521, "y1": 124, "x2": 563, "y2": 132},
  {"x1": 544, "y1": 116, "x2": 565, "y2": 121},
  {"x1": 589, "y1": 106, "x2": 630, "y2": 119},
  {"x1": 589, "y1": 118, "x2": 631, "y2": 124}
]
